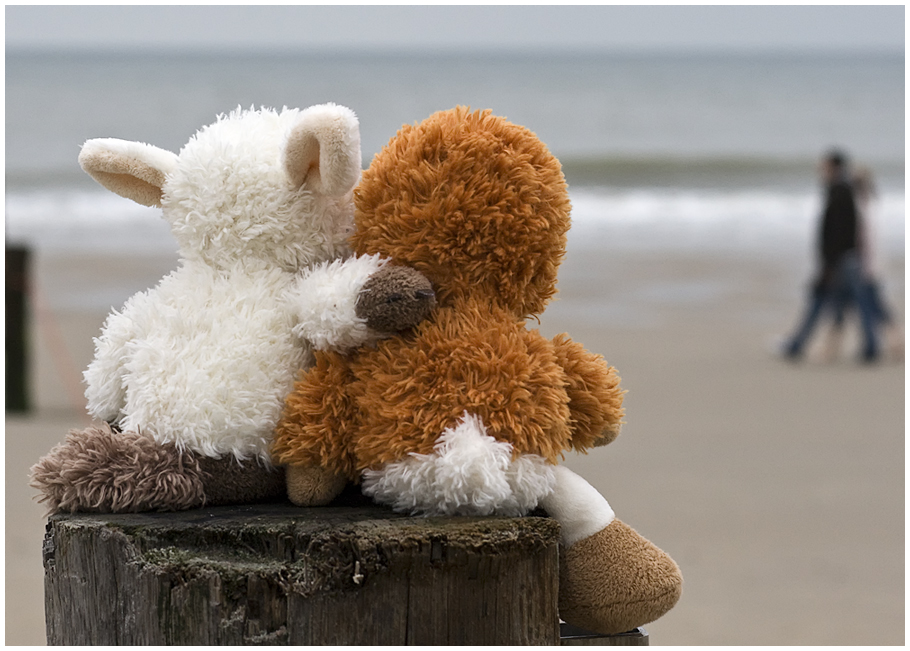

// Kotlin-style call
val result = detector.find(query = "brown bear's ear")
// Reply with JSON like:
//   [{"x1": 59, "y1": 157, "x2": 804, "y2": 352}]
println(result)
[
  {"x1": 78, "y1": 138, "x2": 179, "y2": 207},
  {"x1": 284, "y1": 103, "x2": 362, "y2": 197}
]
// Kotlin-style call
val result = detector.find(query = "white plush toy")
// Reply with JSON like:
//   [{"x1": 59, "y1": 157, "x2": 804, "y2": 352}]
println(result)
[{"x1": 31, "y1": 104, "x2": 376, "y2": 512}]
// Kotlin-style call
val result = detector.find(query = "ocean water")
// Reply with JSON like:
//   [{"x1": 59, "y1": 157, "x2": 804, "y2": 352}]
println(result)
[{"x1": 6, "y1": 51, "x2": 905, "y2": 259}]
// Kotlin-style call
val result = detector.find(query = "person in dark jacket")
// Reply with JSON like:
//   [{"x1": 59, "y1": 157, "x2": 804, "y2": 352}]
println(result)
[
  {"x1": 784, "y1": 149, "x2": 880, "y2": 362},
  {"x1": 821, "y1": 166, "x2": 903, "y2": 362}
]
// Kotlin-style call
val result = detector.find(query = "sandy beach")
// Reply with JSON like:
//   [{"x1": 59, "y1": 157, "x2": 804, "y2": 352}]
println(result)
[{"x1": 6, "y1": 245, "x2": 904, "y2": 645}]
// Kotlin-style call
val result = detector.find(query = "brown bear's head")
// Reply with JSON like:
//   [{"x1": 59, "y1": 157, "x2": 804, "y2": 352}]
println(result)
[{"x1": 351, "y1": 107, "x2": 571, "y2": 319}]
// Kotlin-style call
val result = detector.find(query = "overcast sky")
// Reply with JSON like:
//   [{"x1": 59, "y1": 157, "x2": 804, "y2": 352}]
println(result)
[{"x1": 5, "y1": 5, "x2": 905, "y2": 55}]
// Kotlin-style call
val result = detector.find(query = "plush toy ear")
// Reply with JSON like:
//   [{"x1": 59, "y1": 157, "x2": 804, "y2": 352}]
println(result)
[
  {"x1": 78, "y1": 138, "x2": 179, "y2": 207},
  {"x1": 284, "y1": 103, "x2": 362, "y2": 197}
]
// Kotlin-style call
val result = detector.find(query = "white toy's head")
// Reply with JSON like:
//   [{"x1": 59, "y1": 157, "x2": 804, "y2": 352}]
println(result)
[{"x1": 78, "y1": 104, "x2": 361, "y2": 271}]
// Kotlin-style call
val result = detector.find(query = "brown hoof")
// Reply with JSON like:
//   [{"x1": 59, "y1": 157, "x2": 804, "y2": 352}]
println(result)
[
  {"x1": 29, "y1": 423, "x2": 205, "y2": 514},
  {"x1": 355, "y1": 264, "x2": 435, "y2": 335},
  {"x1": 559, "y1": 518, "x2": 682, "y2": 635},
  {"x1": 286, "y1": 464, "x2": 348, "y2": 506}
]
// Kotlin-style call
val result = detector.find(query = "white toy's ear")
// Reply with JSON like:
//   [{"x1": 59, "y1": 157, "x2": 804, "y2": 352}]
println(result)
[
  {"x1": 284, "y1": 103, "x2": 362, "y2": 197},
  {"x1": 78, "y1": 138, "x2": 179, "y2": 207}
]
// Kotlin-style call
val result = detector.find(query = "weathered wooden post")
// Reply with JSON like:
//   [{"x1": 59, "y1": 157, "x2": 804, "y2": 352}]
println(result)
[{"x1": 43, "y1": 500, "x2": 563, "y2": 645}]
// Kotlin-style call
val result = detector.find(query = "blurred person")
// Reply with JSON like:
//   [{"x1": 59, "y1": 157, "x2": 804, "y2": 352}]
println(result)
[
  {"x1": 821, "y1": 165, "x2": 903, "y2": 361},
  {"x1": 783, "y1": 149, "x2": 880, "y2": 363}
]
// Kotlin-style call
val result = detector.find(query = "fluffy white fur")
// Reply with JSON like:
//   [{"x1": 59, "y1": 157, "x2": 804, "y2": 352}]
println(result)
[
  {"x1": 163, "y1": 105, "x2": 359, "y2": 274},
  {"x1": 539, "y1": 465, "x2": 616, "y2": 547},
  {"x1": 82, "y1": 104, "x2": 362, "y2": 462},
  {"x1": 362, "y1": 412, "x2": 556, "y2": 516},
  {"x1": 291, "y1": 254, "x2": 390, "y2": 351}
]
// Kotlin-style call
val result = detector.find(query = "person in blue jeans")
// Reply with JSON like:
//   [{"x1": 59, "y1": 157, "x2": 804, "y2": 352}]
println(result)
[
  {"x1": 784, "y1": 150, "x2": 880, "y2": 363},
  {"x1": 820, "y1": 166, "x2": 902, "y2": 362}
]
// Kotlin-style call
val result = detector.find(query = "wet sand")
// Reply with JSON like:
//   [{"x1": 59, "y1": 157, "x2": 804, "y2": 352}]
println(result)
[{"x1": 6, "y1": 246, "x2": 904, "y2": 645}]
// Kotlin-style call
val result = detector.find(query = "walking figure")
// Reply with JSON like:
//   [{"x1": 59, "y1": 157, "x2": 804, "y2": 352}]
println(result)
[{"x1": 784, "y1": 149, "x2": 879, "y2": 363}]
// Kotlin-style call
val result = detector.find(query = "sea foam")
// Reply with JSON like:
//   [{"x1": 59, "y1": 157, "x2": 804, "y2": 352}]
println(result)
[{"x1": 6, "y1": 186, "x2": 904, "y2": 258}]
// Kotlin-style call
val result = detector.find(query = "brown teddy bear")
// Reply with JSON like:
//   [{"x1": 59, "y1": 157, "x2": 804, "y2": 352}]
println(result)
[{"x1": 272, "y1": 107, "x2": 682, "y2": 635}]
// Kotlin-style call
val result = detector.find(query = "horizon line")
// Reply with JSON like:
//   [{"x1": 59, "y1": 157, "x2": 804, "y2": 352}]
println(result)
[{"x1": 7, "y1": 44, "x2": 904, "y2": 58}]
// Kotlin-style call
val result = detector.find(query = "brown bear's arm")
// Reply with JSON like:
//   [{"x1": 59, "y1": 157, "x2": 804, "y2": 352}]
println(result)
[
  {"x1": 271, "y1": 350, "x2": 359, "y2": 481},
  {"x1": 551, "y1": 333, "x2": 626, "y2": 451}
]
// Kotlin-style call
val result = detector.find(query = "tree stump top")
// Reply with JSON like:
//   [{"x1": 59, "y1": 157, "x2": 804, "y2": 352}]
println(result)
[{"x1": 44, "y1": 498, "x2": 562, "y2": 645}]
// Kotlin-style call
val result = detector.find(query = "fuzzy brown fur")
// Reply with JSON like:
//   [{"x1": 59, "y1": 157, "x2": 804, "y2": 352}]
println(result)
[
  {"x1": 272, "y1": 107, "x2": 624, "y2": 480},
  {"x1": 351, "y1": 106, "x2": 570, "y2": 319},
  {"x1": 30, "y1": 423, "x2": 206, "y2": 513},
  {"x1": 30, "y1": 423, "x2": 286, "y2": 514},
  {"x1": 558, "y1": 519, "x2": 683, "y2": 634}
]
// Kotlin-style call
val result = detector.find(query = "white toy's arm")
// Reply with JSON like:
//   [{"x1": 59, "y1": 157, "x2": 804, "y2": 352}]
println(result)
[
  {"x1": 291, "y1": 254, "x2": 436, "y2": 353},
  {"x1": 83, "y1": 305, "x2": 141, "y2": 424},
  {"x1": 290, "y1": 254, "x2": 390, "y2": 352}
]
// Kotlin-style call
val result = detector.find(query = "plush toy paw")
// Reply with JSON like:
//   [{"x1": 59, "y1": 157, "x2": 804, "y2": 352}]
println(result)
[
  {"x1": 355, "y1": 264, "x2": 436, "y2": 335},
  {"x1": 592, "y1": 426, "x2": 621, "y2": 448},
  {"x1": 558, "y1": 518, "x2": 683, "y2": 635},
  {"x1": 286, "y1": 464, "x2": 348, "y2": 506},
  {"x1": 29, "y1": 423, "x2": 206, "y2": 513}
]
